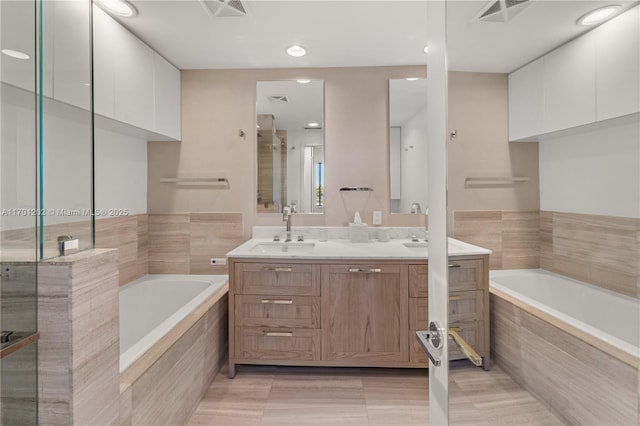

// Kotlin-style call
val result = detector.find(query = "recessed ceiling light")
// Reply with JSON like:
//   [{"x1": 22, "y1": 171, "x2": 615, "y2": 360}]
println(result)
[
  {"x1": 423, "y1": 45, "x2": 429, "y2": 54},
  {"x1": 297, "y1": 79, "x2": 311, "y2": 84},
  {"x1": 406, "y1": 78, "x2": 419, "y2": 81},
  {"x1": 307, "y1": 122, "x2": 319, "y2": 127},
  {"x1": 577, "y1": 5, "x2": 620, "y2": 26},
  {"x1": 286, "y1": 45, "x2": 307, "y2": 57},
  {"x1": 96, "y1": 0, "x2": 137, "y2": 17},
  {"x1": 2, "y1": 49, "x2": 30, "y2": 60}
]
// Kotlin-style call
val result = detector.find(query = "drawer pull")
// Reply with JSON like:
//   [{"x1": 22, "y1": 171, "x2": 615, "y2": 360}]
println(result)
[
  {"x1": 348, "y1": 268, "x2": 381, "y2": 273},
  {"x1": 448, "y1": 264, "x2": 461, "y2": 269},
  {"x1": 448, "y1": 295, "x2": 462, "y2": 301},
  {"x1": 262, "y1": 266, "x2": 293, "y2": 272},
  {"x1": 262, "y1": 331, "x2": 293, "y2": 337},
  {"x1": 261, "y1": 299, "x2": 293, "y2": 305}
]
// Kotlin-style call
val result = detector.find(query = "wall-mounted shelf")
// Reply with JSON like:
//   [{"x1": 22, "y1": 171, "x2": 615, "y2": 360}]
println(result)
[
  {"x1": 160, "y1": 177, "x2": 229, "y2": 187},
  {"x1": 339, "y1": 187, "x2": 373, "y2": 191},
  {"x1": 464, "y1": 176, "x2": 530, "y2": 186}
]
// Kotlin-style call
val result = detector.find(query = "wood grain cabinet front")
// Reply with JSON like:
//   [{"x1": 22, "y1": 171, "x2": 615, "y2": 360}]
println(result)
[
  {"x1": 408, "y1": 256, "x2": 490, "y2": 368},
  {"x1": 228, "y1": 255, "x2": 489, "y2": 377},
  {"x1": 320, "y1": 264, "x2": 409, "y2": 363}
]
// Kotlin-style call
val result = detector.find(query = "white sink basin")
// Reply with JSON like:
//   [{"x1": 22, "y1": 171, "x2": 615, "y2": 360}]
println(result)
[
  {"x1": 403, "y1": 241, "x2": 428, "y2": 249},
  {"x1": 250, "y1": 242, "x2": 316, "y2": 254}
]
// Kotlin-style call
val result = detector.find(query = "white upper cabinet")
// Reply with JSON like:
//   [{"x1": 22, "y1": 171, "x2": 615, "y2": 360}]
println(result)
[
  {"x1": 153, "y1": 52, "x2": 181, "y2": 140},
  {"x1": 543, "y1": 31, "x2": 596, "y2": 134},
  {"x1": 92, "y1": 6, "x2": 117, "y2": 118},
  {"x1": 594, "y1": 6, "x2": 640, "y2": 121},
  {"x1": 508, "y1": 5, "x2": 639, "y2": 140},
  {"x1": 508, "y1": 57, "x2": 544, "y2": 141},
  {"x1": 53, "y1": 0, "x2": 92, "y2": 110},
  {"x1": 113, "y1": 25, "x2": 155, "y2": 131},
  {"x1": 93, "y1": 7, "x2": 180, "y2": 139}
]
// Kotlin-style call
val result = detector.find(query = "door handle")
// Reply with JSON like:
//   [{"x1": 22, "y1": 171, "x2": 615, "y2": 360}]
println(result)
[{"x1": 415, "y1": 321, "x2": 443, "y2": 367}]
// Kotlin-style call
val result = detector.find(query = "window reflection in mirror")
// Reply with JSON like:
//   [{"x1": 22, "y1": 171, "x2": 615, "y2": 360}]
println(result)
[
  {"x1": 256, "y1": 80, "x2": 324, "y2": 214},
  {"x1": 389, "y1": 78, "x2": 428, "y2": 214}
]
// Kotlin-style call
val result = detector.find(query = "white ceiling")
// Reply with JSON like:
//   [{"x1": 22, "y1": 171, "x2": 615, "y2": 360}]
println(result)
[
  {"x1": 116, "y1": 0, "x2": 638, "y2": 73},
  {"x1": 109, "y1": 0, "x2": 637, "y2": 131}
]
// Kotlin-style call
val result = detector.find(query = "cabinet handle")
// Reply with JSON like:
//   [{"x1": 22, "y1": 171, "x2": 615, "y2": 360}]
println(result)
[
  {"x1": 448, "y1": 295, "x2": 462, "y2": 301},
  {"x1": 448, "y1": 264, "x2": 461, "y2": 269},
  {"x1": 262, "y1": 331, "x2": 293, "y2": 337},
  {"x1": 261, "y1": 299, "x2": 293, "y2": 305},
  {"x1": 262, "y1": 266, "x2": 293, "y2": 272},
  {"x1": 348, "y1": 268, "x2": 381, "y2": 273}
]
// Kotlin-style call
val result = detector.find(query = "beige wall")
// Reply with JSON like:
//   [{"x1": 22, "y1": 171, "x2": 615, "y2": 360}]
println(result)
[
  {"x1": 148, "y1": 68, "x2": 539, "y2": 240},
  {"x1": 447, "y1": 71, "x2": 540, "y2": 234},
  {"x1": 148, "y1": 66, "x2": 428, "y2": 239}
]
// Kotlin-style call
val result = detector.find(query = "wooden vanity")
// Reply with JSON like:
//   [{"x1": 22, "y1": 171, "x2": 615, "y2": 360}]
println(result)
[{"x1": 227, "y1": 245, "x2": 490, "y2": 377}]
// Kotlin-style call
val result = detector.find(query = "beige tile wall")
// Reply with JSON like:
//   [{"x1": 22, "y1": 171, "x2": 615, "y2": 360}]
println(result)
[
  {"x1": 540, "y1": 211, "x2": 640, "y2": 298},
  {"x1": 38, "y1": 249, "x2": 120, "y2": 425},
  {"x1": 95, "y1": 214, "x2": 149, "y2": 286},
  {"x1": 455, "y1": 209, "x2": 639, "y2": 298},
  {"x1": 453, "y1": 210, "x2": 540, "y2": 270},
  {"x1": 148, "y1": 213, "x2": 244, "y2": 275}
]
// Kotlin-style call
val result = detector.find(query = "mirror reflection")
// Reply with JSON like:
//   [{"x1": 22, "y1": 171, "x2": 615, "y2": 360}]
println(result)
[
  {"x1": 389, "y1": 78, "x2": 428, "y2": 214},
  {"x1": 256, "y1": 80, "x2": 324, "y2": 214}
]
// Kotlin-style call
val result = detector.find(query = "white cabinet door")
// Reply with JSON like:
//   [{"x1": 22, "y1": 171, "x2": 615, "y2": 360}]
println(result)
[
  {"x1": 92, "y1": 5, "x2": 117, "y2": 118},
  {"x1": 508, "y1": 57, "x2": 544, "y2": 141},
  {"x1": 113, "y1": 24, "x2": 154, "y2": 131},
  {"x1": 595, "y1": 6, "x2": 640, "y2": 121},
  {"x1": 153, "y1": 52, "x2": 181, "y2": 139},
  {"x1": 544, "y1": 31, "x2": 596, "y2": 133},
  {"x1": 53, "y1": 0, "x2": 91, "y2": 110}
]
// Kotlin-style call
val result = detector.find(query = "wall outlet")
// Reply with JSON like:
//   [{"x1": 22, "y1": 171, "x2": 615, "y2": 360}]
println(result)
[
  {"x1": 372, "y1": 210, "x2": 382, "y2": 225},
  {"x1": 210, "y1": 258, "x2": 227, "y2": 265}
]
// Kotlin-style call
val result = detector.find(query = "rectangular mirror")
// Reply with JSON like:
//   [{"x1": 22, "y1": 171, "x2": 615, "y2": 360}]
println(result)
[
  {"x1": 389, "y1": 78, "x2": 428, "y2": 214},
  {"x1": 256, "y1": 80, "x2": 324, "y2": 214}
]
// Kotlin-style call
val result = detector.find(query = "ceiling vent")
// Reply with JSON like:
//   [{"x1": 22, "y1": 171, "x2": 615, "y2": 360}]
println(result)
[
  {"x1": 473, "y1": 0, "x2": 531, "y2": 23},
  {"x1": 267, "y1": 95, "x2": 289, "y2": 103},
  {"x1": 199, "y1": 0, "x2": 250, "y2": 18}
]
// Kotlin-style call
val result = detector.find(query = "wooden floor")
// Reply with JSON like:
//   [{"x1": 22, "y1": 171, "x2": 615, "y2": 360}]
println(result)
[{"x1": 188, "y1": 361, "x2": 564, "y2": 425}]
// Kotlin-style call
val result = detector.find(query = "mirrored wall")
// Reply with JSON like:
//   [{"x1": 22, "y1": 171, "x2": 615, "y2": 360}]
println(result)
[
  {"x1": 389, "y1": 78, "x2": 428, "y2": 214},
  {"x1": 256, "y1": 80, "x2": 324, "y2": 214}
]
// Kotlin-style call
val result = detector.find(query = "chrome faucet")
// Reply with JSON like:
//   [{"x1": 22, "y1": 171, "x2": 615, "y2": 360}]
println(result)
[{"x1": 282, "y1": 205, "x2": 292, "y2": 242}]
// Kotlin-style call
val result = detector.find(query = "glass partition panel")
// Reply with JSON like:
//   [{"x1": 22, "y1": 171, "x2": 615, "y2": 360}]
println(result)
[
  {"x1": 1, "y1": 0, "x2": 39, "y2": 423},
  {"x1": 39, "y1": 0, "x2": 93, "y2": 259}
]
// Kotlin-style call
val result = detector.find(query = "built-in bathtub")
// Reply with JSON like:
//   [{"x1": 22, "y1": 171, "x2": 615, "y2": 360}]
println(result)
[
  {"x1": 118, "y1": 274, "x2": 229, "y2": 426},
  {"x1": 490, "y1": 269, "x2": 639, "y2": 426}
]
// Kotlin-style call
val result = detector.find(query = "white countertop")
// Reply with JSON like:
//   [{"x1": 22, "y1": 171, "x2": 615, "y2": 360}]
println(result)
[{"x1": 226, "y1": 237, "x2": 491, "y2": 260}]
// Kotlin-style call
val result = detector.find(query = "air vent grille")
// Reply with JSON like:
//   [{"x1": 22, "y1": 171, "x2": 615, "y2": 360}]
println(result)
[
  {"x1": 200, "y1": 0, "x2": 250, "y2": 18},
  {"x1": 475, "y1": 0, "x2": 531, "y2": 23},
  {"x1": 267, "y1": 95, "x2": 289, "y2": 103}
]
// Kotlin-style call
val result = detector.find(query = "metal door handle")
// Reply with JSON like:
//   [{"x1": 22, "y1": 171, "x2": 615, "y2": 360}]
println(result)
[
  {"x1": 261, "y1": 299, "x2": 293, "y2": 305},
  {"x1": 348, "y1": 268, "x2": 381, "y2": 273},
  {"x1": 415, "y1": 321, "x2": 443, "y2": 367},
  {"x1": 262, "y1": 266, "x2": 293, "y2": 272}
]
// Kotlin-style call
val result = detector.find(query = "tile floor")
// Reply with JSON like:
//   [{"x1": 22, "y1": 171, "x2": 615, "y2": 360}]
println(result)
[{"x1": 188, "y1": 361, "x2": 563, "y2": 425}]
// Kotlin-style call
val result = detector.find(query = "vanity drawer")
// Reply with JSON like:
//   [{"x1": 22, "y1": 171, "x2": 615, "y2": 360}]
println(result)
[
  {"x1": 410, "y1": 259, "x2": 484, "y2": 296},
  {"x1": 449, "y1": 259, "x2": 484, "y2": 292},
  {"x1": 234, "y1": 263, "x2": 320, "y2": 296},
  {"x1": 234, "y1": 327, "x2": 321, "y2": 361},
  {"x1": 235, "y1": 295, "x2": 320, "y2": 328},
  {"x1": 409, "y1": 291, "x2": 483, "y2": 330}
]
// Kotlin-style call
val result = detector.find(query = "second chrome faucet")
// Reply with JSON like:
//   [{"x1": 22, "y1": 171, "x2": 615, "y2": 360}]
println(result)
[{"x1": 282, "y1": 205, "x2": 292, "y2": 242}]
